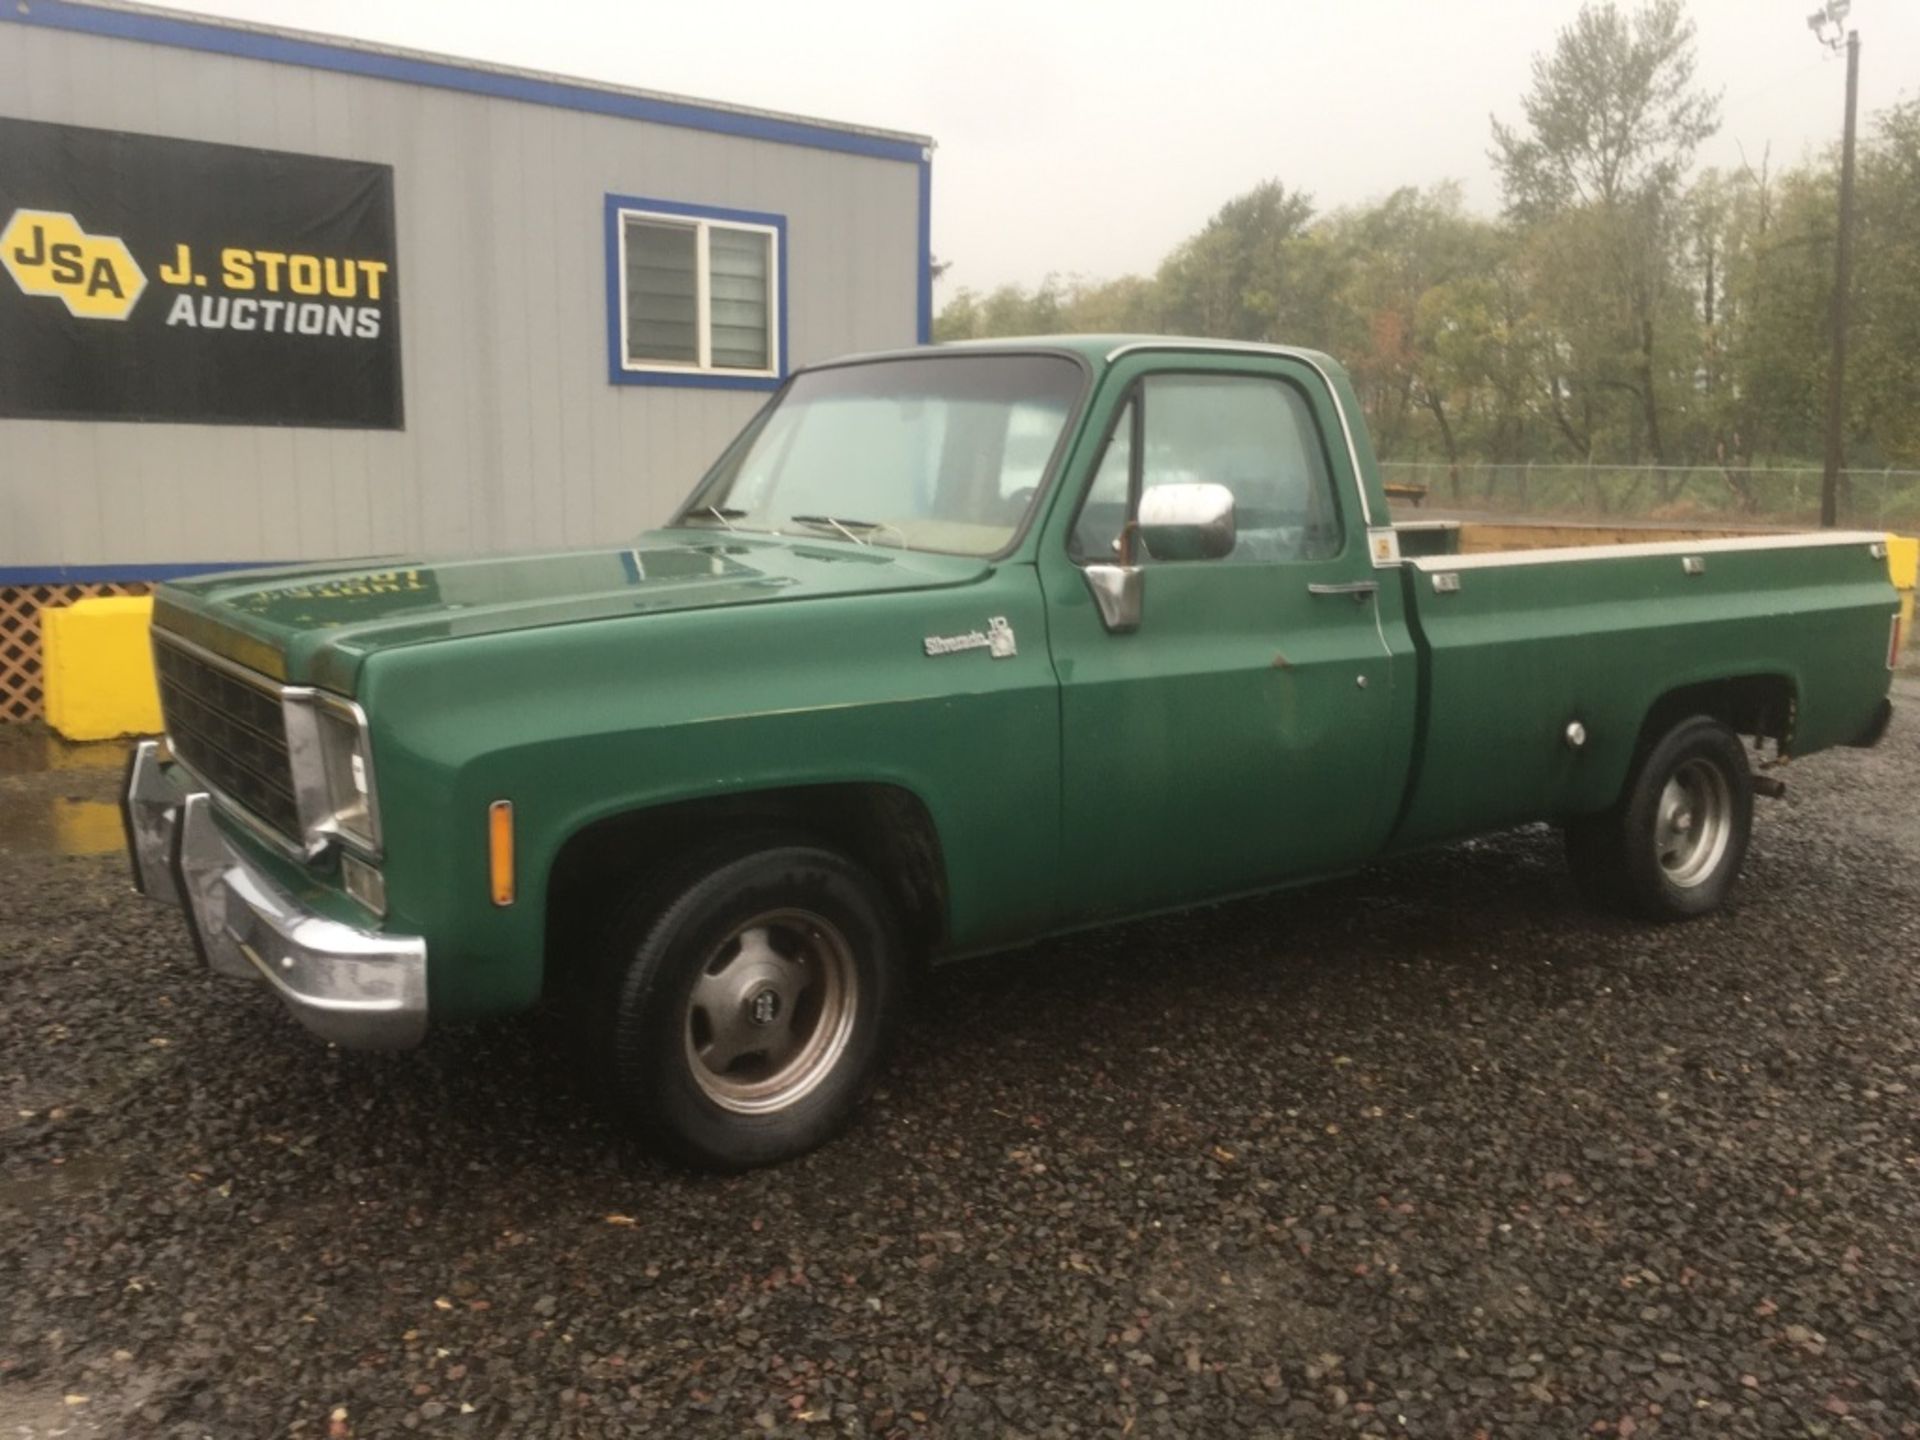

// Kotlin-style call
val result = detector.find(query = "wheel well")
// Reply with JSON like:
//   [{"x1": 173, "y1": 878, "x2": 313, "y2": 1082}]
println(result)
[
  {"x1": 542, "y1": 784, "x2": 949, "y2": 998},
  {"x1": 1634, "y1": 674, "x2": 1797, "y2": 759}
]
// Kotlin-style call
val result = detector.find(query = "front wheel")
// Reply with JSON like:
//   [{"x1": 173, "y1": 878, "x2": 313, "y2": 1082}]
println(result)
[
  {"x1": 1565, "y1": 715, "x2": 1755, "y2": 921},
  {"x1": 596, "y1": 842, "x2": 903, "y2": 1170}
]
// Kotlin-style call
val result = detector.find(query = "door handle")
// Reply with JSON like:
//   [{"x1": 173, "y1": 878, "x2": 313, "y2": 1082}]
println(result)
[{"x1": 1306, "y1": 580, "x2": 1380, "y2": 601}]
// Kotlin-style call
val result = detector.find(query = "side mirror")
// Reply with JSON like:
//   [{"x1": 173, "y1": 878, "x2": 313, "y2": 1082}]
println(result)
[
  {"x1": 1081, "y1": 482, "x2": 1238, "y2": 634},
  {"x1": 1137, "y1": 483, "x2": 1236, "y2": 562}
]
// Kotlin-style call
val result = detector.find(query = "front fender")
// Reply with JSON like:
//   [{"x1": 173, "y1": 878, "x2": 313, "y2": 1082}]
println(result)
[{"x1": 360, "y1": 575, "x2": 1058, "y2": 1021}]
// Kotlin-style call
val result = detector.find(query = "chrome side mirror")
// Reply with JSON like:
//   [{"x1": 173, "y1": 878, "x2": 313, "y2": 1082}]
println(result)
[
  {"x1": 1080, "y1": 483, "x2": 1237, "y2": 633},
  {"x1": 1137, "y1": 483, "x2": 1236, "y2": 562}
]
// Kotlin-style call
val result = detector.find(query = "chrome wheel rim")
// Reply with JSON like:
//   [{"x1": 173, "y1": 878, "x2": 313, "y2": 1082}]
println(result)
[
  {"x1": 1654, "y1": 758, "x2": 1732, "y2": 888},
  {"x1": 682, "y1": 909, "x2": 858, "y2": 1114}
]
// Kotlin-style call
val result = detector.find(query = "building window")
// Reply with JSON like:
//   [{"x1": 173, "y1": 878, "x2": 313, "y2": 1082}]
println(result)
[{"x1": 606, "y1": 195, "x2": 785, "y2": 389}]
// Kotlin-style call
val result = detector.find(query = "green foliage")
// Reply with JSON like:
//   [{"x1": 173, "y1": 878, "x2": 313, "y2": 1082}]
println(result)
[
  {"x1": 934, "y1": 3, "x2": 1920, "y2": 472},
  {"x1": 1490, "y1": 0, "x2": 1718, "y2": 220},
  {"x1": 1153, "y1": 181, "x2": 1322, "y2": 342},
  {"x1": 1850, "y1": 100, "x2": 1920, "y2": 463},
  {"x1": 1487, "y1": 0, "x2": 1720, "y2": 463}
]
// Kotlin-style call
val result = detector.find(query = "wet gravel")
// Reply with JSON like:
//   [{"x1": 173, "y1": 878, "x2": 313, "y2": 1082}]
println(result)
[{"x1": 3, "y1": 697, "x2": 1918, "y2": 1439}]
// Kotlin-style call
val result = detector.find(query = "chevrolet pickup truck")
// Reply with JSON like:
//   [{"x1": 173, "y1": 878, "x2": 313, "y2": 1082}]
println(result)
[{"x1": 122, "y1": 337, "x2": 1902, "y2": 1169}]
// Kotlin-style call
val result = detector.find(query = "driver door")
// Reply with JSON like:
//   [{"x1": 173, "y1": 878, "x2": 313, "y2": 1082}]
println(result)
[{"x1": 1040, "y1": 355, "x2": 1413, "y2": 923}]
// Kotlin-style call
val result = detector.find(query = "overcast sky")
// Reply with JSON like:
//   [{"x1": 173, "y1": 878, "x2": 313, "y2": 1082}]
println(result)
[{"x1": 147, "y1": 0, "x2": 1919, "y2": 298}]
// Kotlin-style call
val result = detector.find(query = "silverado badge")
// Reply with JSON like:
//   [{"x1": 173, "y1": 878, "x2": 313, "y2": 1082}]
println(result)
[{"x1": 924, "y1": 616, "x2": 1017, "y2": 659}]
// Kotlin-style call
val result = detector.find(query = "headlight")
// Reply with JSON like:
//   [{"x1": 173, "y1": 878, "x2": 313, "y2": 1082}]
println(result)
[{"x1": 284, "y1": 692, "x2": 382, "y2": 856}]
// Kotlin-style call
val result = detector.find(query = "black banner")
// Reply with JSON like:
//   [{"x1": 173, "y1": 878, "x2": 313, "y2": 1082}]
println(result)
[{"x1": 0, "y1": 117, "x2": 402, "y2": 428}]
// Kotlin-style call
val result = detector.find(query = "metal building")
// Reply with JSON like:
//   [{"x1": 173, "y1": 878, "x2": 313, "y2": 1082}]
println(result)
[{"x1": 0, "y1": 0, "x2": 931, "y2": 720}]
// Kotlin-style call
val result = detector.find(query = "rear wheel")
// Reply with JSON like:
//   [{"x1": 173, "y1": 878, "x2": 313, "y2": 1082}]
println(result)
[
  {"x1": 595, "y1": 841, "x2": 902, "y2": 1170},
  {"x1": 1564, "y1": 715, "x2": 1754, "y2": 921}
]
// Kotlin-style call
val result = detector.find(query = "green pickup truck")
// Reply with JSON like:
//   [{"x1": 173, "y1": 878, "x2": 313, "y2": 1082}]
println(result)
[{"x1": 123, "y1": 337, "x2": 1901, "y2": 1168}]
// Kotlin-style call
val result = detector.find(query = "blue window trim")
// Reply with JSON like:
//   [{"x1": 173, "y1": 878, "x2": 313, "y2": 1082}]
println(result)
[
  {"x1": 604, "y1": 194, "x2": 789, "y2": 392},
  {"x1": 0, "y1": 562, "x2": 266, "y2": 584},
  {"x1": 1, "y1": 1, "x2": 934, "y2": 346}
]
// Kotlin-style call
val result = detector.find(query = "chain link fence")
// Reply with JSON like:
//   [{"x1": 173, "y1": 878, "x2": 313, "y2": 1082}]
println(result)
[{"x1": 1377, "y1": 461, "x2": 1920, "y2": 533}]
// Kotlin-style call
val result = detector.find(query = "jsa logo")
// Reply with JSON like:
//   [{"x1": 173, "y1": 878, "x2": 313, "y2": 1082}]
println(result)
[{"x1": 1, "y1": 209, "x2": 146, "y2": 320}]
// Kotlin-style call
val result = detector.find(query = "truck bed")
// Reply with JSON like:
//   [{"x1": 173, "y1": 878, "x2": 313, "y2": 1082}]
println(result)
[{"x1": 1385, "y1": 527, "x2": 1897, "y2": 851}]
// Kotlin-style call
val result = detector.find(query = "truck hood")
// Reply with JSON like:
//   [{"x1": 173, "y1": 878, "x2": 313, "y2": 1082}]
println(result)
[{"x1": 151, "y1": 532, "x2": 994, "y2": 694}]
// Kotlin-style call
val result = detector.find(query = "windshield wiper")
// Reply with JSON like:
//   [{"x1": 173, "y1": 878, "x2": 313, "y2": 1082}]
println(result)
[
  {"x1": 686, "y1": 505, "x2": 747, "y2": 531},
  {"x1": 790, "y1": 514, "x2": 879, "y2": 546}
]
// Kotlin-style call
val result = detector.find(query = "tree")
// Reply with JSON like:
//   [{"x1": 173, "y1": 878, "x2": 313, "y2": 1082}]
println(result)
[
  {"x1": 1491, "y1": 0, "x2": 1719, "y2": 464},
  {"x1": 1848, "y1": 100, "x2": 1920, "y2": 466},
  {"x1": 1491, "y1": 0, "x2": 1719, "y2": 221},
  {"x1": 1327, "y1": 185, "x2": 1497, "y2": 464},
  {"x1": 1690, "y1": 155, "x2": 1793, "y2": 499},
  {"x1": 933, "y1": 272, "x2": 1161, "y2": 342},
  {"x1": 933, "y1": 278, "x2": 1066, "y2": 341},
  {"x1": 1154, "y1": 181, "x2": 1321, "y2": 341},
  {"x1": 1417, "y1": 250, "x2": 1542, "y2": 470},
  {"x1": 928, "y1": 26, "x2": 1920, "y2": 509}
]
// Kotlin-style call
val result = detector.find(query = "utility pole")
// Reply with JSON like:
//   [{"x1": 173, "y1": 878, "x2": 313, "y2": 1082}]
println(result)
[{"x1": 1809, "y1": 3, "x2": 1859, "y2": 528}]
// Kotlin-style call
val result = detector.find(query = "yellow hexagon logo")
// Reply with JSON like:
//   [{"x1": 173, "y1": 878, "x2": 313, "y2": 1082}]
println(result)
[{"x1": 1, "y1": 208, "x2": 146, "y2": 321}]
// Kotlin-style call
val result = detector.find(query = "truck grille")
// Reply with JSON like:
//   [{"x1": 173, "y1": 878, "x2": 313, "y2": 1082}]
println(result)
[{"x1": 154, "y1": 637, "x2": 301, "y2": 839}]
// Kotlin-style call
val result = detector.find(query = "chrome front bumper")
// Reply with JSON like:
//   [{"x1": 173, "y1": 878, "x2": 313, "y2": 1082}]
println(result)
[{"x1": 122, "y1": 740, "x2": 428, "y2": 1049}]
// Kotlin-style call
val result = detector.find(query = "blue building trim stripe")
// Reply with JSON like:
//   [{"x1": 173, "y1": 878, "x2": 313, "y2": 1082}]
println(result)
[
  {"x1": 0, "y1": 1, "x2": 929, "y2": 165},
  {"x1": 0, "y1": 562, "x2": 263, "y2": 584},
  {"x1": 916, "y1": 158, "x2": 934, "y2": 344}
]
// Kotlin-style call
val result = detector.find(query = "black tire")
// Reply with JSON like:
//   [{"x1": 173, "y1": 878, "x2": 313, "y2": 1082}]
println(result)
[
  {"x1": 595, "y1": 840, "x2": 902, "y2": 1171},
  {"x1": 1564, "y1": 715, "x2": 1754, "y2": 922}
]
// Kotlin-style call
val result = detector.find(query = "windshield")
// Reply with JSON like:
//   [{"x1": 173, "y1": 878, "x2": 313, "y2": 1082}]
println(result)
[{"x1": 677, "y1": 353, "x2": 1084, "y2": 556}]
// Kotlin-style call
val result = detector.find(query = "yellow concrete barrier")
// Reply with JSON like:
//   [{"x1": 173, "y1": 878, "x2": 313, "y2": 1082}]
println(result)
[
  {"x1": 1889, "y1": 533, "x2": 1917, "y2": 589},
  {"x1": 42, "y1": 596, "x2": 162, "y2": 741},
  {"x1": 1891, "y1": 534, "x2": 1916, "y2": 659}
]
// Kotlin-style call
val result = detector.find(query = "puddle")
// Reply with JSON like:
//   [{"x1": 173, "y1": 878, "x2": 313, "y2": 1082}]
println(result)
[
  {"x1": 0, "y1": 797, "x2": 126, "y2": 857},
  {"x1": 0, "y1": 1153, "x2": 118, "y2": 1214},
  {"x1": 0, "y1": 730, "x2": 132, "y2": 777}
]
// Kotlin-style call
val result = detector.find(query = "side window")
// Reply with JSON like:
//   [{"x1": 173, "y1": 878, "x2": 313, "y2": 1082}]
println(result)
[
  {"x1": 1140, "y1": 375, "x2": 1341, "y2": 563},
  {"x1": 1069, "y1": 399, "x2": 1135, "y2": 561}
]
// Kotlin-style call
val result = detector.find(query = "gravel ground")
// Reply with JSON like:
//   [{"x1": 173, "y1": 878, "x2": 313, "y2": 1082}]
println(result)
[{"x1": 2, "y1": 694, "x2": 1918, "y2": 1440}]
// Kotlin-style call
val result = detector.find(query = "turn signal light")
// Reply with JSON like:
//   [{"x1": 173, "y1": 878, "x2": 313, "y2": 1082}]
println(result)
[
  {"x1": 1893, "y1": 612, "x2": 1907, "y2": 671},
  {"x1": 488, "y1": 800, "x2": 515, "y2": 906}
]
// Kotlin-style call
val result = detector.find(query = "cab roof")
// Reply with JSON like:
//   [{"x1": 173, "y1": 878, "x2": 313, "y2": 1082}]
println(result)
[{"x1": 826, "y1": 335, "x2": 1342, "y2": 374}]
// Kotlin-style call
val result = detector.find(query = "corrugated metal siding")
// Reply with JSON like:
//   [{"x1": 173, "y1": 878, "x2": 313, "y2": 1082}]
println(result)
[{"x1": 0, "y1": 22, "x2": 923, "y2": 571}]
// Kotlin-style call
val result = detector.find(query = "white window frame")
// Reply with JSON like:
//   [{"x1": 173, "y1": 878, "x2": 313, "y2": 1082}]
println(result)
[{"x1": 616, "y1": 206, "x2": 781, "y2": 380}]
